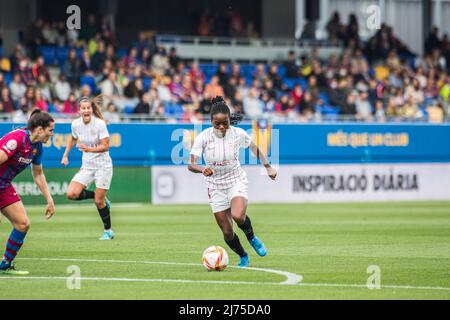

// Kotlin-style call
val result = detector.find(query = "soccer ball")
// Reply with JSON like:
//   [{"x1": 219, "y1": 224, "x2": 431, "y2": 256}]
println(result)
[{"x1": 202, "y1": 246, "x2": 229, "y2": 271}]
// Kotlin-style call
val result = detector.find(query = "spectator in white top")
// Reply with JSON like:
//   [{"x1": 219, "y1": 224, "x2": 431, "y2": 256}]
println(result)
[
  {"x1": 243, "y1": 87, "x2": 263, "y2": 119},
  {"x1": 54, "y1": 74, "x2": 71, "y2": 102},
  {"x1": 156, "y1": 77, "x2": 173, "y2": 103},
  {"x1": 404, "y1": 78, "x2": 425, "y2": 105},
  {"x1": 356, "y1": 90, "x2": 373, "y2": 121},
  {"x1": 103, "y1": 102, "x2": 121, "y2": 123},
  {"x1": 99, "y1": 70, "x2": 122, "y2": 108},
  {"x1": 151, "y1": 46, "x2": 169, "y2": 77},
  {"x1": 9, "y1": 73, "x2": 26, "y2": 104}
]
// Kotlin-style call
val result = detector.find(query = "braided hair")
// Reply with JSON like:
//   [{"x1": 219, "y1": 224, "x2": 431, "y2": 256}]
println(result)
[{"x1": 210, "y1": 96, "x2": 243, "y2": 125}]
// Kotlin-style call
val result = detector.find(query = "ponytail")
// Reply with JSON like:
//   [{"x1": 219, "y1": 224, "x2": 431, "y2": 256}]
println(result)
[
  {"x1": 91, "y1": 94, "x2": 104, "y2": 120},
  {"x1": 230, "y1": 113, "x2": 243, "y2": 125}
]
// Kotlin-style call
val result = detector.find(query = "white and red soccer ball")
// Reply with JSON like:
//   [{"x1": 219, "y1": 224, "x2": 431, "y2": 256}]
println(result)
[{"x1": 202, "y1": 246, "x2": 229, "y2": 271}]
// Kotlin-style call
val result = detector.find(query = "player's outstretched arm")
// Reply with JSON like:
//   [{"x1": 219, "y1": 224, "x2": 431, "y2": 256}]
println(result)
[
  {"x1": 61, "y1": 135, "x2": 77, "y2": 166},
  {"x1": 249, "y1": 141, "x2": 277, "y2": 180},
  {"x1": 31, "y1": 164, "x2": 55, "y2": 220}
]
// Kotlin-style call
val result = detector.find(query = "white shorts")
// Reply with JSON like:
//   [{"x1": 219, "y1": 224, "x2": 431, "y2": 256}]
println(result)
[
  {"x1": 208, "y1": 180, "x2": 248, "y2": 213},
  {"x1": 72, "y1": 166, "x2": 113, "y2": 190}
]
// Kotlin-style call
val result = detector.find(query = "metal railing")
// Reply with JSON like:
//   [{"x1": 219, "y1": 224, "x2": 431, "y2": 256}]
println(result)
[
  {"x1": 156, "y1": 34, "x2": 339, "y2": 48},
  {"x1": 156, "y1": 34, "x2": 343, "y2": 63}
]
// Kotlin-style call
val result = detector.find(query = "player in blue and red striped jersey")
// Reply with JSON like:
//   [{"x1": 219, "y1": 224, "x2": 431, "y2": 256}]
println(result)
[{"x1": 0, "y1": 109, "x2": 55, "y2": 275}]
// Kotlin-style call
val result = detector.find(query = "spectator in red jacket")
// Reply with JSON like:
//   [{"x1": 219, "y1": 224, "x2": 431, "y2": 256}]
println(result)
[{"x1": 32, "y1": 56, "x2": 50, "y2": 82}]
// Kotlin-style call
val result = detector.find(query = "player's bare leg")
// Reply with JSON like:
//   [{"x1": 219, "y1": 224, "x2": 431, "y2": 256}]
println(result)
[
  {"x1": 0, "y1": 201, "x2": 30, "y2": 274},
  {"x1": 214, "y1": 208, "x2": 248, "y2": 267},
  {"x1": 231, "y1": 196, "x2": 268, "y2": 257},
  {"x1": 66, "y1": 181, "x2": 92, "y2": 201},
  {"x1": 95, "y1": 188, "x2": 114, "y2": 240}
]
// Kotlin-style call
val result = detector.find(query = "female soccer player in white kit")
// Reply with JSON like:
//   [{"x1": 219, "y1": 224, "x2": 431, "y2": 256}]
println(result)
[
  {"x1": 188, "y1": 96, "x2": 277, "y2": 268},
  {"x1": 61, "y1": 95, "x2": 114, "y2": 240}
]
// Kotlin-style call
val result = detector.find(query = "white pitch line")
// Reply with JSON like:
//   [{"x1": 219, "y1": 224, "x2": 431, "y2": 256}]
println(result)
[
  {"x1": 18, "y1": 257, "x2": 303, "y2": 285},
  {"x1": 0, "y1": 275, "x2": 285, "y2": 286},
  {"x1": 298, "y1": 282, "x2": 450, "y2": 292}
]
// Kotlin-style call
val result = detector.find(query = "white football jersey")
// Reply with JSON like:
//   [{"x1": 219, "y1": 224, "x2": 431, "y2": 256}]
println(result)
[
  {"x1": 190, "y1": 126, "x2": 252, "y2": 190},
  {"x1": 71, "y1": 116, "x2": 112, "y2": 169}
]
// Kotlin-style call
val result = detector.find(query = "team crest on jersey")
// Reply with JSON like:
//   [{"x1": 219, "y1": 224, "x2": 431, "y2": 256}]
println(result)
[
  {"x1": 4, "y1": 139, "x2": 17, "y2": 152},
  {"x1": 32, "y1": 148, "x2": 37, "y2": 155}
]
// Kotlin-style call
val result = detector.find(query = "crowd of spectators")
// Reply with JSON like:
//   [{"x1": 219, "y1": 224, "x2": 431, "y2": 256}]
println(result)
[{"x1": 0, "y1": 12, "x2": 450, "y2": 123}]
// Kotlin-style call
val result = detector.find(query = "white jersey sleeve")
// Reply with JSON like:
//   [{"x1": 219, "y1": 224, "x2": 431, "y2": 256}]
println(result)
[
  {"x1": 97, "y1": 119, "x2": 110, "y2": 140},
  {"x1": 237, "y1": 128, "x2": 252, "y2": 148},
  {"x1": 71, "y1": 121, "x2": 78, "y2": 139},
  {"x1": 190, "y1": 131, "x2": 205, "y2": 158}
]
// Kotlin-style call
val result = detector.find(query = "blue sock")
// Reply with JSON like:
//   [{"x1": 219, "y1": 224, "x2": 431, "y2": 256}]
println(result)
[{"x1": 0, "y1": 229, "x2": 27, "y2": 269}]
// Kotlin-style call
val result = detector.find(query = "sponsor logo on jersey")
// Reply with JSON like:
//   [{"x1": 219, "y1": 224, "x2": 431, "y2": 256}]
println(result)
[
  {"x1": 211, "y1": 161, "x2": 230, "y2": 167},
  {"x1": 4, "y1": 140, "x2": 18, "y2": 152},
  {"x1": 18, "y1": 157, "x2": 32, "y2": 164}
]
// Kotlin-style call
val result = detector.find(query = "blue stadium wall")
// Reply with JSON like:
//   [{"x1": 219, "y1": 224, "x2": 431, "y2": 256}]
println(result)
[{"x1": 1, "y1": 123, "x2": 450, "y2": 167}]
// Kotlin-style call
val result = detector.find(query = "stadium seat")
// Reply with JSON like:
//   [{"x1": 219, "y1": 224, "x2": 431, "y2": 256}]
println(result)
[
  {"x1": 277, "y1": 65, "x2": 286, "y2": 77},
  {"x1": 283, "y1": 78, "x2": 300, "y2": 90},
  {"x1": 172, "y1": 104, "x2": 185, "y2": 118},
  {"x1": 124, "y1": 105, "x2": 135, "y2": 114},
  {"x1": 298, "y1": 77, "x2": 307, "y2": 89},
  {"x1": 39, "y1": 46, "x2": 56, "y2": 65},
  {"x1": 117, "y1": 48, "x2": 128, "y2": 59},
  {"x1": 321, "y1": 105, "x2": 340, "y2": 115},
  {"x1": 80, "y1": 75, "x2": 98, "y2": 94},
  {"x1": 3, "y1": 73, "x2": 12, "y2": 86},
  {"x1": 164, "y1": 103, "x2": 184, "y2": 118},
  {"x1": 56, "y1": 47, "x2": 69, "y2": 66},
  {"x1": 319, "y1": 92, "x2": 330, "y2": 104},
  {"x1": 199, "y1": 63, "x2": 218, "y2": 77},
  {"x1": 47, "y1": 103, "x2": 58, "y2": 113},
  {"x1": 143, "y1": 77, "x2": 151, "y2": 91},
  {"x1": 157, "y1": 35, "x2": 181, "y2": 44},
  {"x1": 76, "y1": 48, "x2": 83, "y2": 59},
  {"x1": 241, "y1": 64, "x2": 256, "y2": 76}
]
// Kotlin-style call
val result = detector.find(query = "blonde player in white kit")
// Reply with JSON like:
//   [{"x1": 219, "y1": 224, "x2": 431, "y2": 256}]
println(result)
[
  {"x1": 188, "y1": 96, "x2": 277, "y2": 268},
  {"x1": 61, "y1": 95, "x2": 114, "y2": 240}
]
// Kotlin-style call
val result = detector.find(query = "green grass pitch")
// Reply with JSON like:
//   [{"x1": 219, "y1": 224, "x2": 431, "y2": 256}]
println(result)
[{"x1": 0, "y1": 202, "x2": 449, "y2": 299}]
